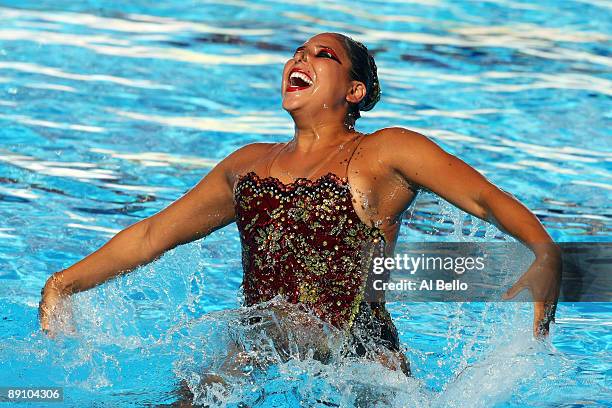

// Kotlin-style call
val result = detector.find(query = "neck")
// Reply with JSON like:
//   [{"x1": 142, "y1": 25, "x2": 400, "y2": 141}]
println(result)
[{"x1": 288, "y1": 110, "x2": 357, "y2": 152}]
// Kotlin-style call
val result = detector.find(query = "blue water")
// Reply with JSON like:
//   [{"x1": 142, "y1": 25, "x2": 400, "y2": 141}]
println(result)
[{"x1": 0, "y1": 0, "x2": 610, "y2": 406}]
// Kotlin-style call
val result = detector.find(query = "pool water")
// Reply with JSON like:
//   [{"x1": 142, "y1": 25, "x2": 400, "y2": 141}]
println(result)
[{"x1": 0, "y1": 0, "x2": 610, "y2": 406}]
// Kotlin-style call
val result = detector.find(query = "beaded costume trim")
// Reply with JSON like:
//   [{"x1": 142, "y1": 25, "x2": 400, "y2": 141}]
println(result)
[{"x1": 234, "y1": 171, "x2": 386, "y2": 330}]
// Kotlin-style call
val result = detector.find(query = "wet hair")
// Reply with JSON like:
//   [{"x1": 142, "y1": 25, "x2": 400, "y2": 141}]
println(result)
[{"x1": 332, "y1": 33, "x2": 381, "y2": 121}]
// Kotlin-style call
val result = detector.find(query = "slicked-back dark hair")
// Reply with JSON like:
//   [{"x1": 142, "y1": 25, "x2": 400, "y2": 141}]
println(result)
[{"x1": 333, "y1": 33, "x2": 381, "y2": 121}]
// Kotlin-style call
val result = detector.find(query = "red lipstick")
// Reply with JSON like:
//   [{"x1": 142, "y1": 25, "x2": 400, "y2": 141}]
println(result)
[{"x1": 286, "y1": 68, "x2": 313, "y2": 92}]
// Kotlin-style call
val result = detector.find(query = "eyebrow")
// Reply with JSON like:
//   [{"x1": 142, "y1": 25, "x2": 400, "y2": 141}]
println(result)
[{"x1": 294, "y1": 44, "x2": 342, "y2": 62}]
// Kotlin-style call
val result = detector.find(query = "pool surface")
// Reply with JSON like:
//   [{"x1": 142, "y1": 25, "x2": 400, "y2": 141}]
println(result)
[{"x1": 0, "y1": 0, "x2": 610, "y2": 406}]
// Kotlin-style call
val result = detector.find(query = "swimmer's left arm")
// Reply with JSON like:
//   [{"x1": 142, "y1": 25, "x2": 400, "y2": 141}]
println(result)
[{"x1": 378, "y1": 127, "x2": 561, "y2": 337}]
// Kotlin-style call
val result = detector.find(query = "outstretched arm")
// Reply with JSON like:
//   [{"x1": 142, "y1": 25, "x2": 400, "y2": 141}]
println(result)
[
  {"x1": 378, "y1": 127, "x2": 561, "y2": 336},
  {"x1": 39, "y1": 149, "x2": 238, "y2": 334}
]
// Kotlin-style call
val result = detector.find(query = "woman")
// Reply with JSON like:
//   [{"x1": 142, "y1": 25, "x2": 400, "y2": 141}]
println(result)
[{"x1": 39, "y1": 32, "x2": 560, "y2": 387}]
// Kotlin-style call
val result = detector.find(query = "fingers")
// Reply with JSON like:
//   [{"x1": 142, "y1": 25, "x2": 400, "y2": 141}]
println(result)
[
  {"x1": 38, "y1": 300, "x2": 48, "y2": 327},
  {"x1": 39, "y1": 314, "x2": 54, "y2": 338},
  {"x1": 545, "y1": 300, "x2": 557, "y2": 321},
  {"x1": 534, "y1": 301, "x2": 544, "y2": 319},
  {"x1": 38, "y1": 294, "x2": 61, "y2": 338},
  {"x1": 38, "y1": 304, "x2": 53, "y2": 337},
  {"x1": 534, "y1": 316, "x2": 550, "y2": 337},
  {"x1": 533, "y1": 300, "x2": 557, "y2": 338},
  {"x1": 502, "y1": 278, "x2": 528, "y2": 300},
  {"x1": 533, "y1": 301, "x2": 546, "y2": 337}
]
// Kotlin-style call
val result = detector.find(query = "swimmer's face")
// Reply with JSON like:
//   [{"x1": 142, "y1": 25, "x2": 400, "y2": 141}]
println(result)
[{"x1": 281, "y1": 33, "x2": 365, "y2": 117}]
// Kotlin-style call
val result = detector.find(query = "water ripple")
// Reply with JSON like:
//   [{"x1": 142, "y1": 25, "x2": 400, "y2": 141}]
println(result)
[
  {"x1": 0, "y1": 29, "x2": 286, "y2": 66},
  {"x1": 107, "y1": 108, "x2": 292, "y2": 135},
  {"x1": 90, "y1": 148, "x2": 218, "y2": 168},
  {"x1": 0, "y1": 150, "x2": 118, "y2": 180},
  {"x1": 0, "y1": 114, "x2": 105, "y2": 133},
  {"x1": 0, "y1": 1, "x2": 609, "y2": 405},
  {"x1": 0, "y1": 61, "x2": 172, "y2": 90},
  {"x1": 0, "y1": 7, "x2": 274, "y2": 36}
]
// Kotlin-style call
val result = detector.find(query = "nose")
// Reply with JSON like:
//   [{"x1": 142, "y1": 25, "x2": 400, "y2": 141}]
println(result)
[{"x1": 295, "y1": 50, "x2": 308, "y2": 63}]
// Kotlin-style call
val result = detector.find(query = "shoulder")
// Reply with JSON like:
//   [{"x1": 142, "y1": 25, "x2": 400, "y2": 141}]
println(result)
[
  {"x1": 227, "y1": 142, "x2": 279, "y2": 159},
  {"x1": 218, "y1": 141, "x2": 281, "y2": 177},
  {"x1": 362, "y1": 127, "x2": 440, "y2": 158},
  {"x1": 366, "y1": 126, "x2": 432, "y2": 147},
  {"x1": 220, "y1": 142, "x2": 278, "y2": 165}
]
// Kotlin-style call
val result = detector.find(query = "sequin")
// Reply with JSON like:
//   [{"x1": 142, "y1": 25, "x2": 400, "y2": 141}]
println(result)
[
  {"x1": 231, "y1": 136, "x2": 409, "y2": 375},
  {"x1": 234, "y1": 171, "x2": 386, "y2": 330}
]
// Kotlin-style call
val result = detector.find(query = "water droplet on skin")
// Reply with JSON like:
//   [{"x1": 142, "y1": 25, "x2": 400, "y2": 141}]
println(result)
[{"x1": 323, "y1": 103, "x2": 328, "y2": 109}]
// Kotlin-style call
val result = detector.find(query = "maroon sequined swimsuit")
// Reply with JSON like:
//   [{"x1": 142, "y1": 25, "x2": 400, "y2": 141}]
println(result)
[{"x1": 233, "y1": 134, "x2": 404, "y2": 359}]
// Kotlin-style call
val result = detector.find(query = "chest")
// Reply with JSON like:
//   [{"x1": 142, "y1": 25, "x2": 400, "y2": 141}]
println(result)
[
  {"x1": 234, "y1": 172, "x2": 381, "y2": 239},
  {"x1": 233, "y1": 171, "x2": 386, "y2": 327}
]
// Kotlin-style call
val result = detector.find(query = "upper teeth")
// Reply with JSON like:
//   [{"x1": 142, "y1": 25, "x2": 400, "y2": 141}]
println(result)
[{"x1": 290, "y1": 71, "x2": 313, "y2": 85}]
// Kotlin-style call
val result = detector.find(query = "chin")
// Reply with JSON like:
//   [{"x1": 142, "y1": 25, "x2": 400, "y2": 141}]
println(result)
[{"x1": 282, "y1": 96, "x2": 305, "y2": 113}]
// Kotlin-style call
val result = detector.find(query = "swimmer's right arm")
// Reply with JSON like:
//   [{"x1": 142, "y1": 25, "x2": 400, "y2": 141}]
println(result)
[{"x1": 39, "y1": 149, "x2": 242, "y2": 334}]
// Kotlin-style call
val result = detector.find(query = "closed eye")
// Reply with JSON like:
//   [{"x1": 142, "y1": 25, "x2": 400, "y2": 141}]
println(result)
[
  {"x1": 292, "y1": 45, "x2": 341, "y2": 64},
  {"x1": 318, "y1": 50, "x2": 340, "y2": 63}
]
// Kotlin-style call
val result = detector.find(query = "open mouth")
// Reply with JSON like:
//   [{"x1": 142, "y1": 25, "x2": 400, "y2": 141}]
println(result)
[{"x1": 286, "y1": 69, "x2": 313, "y2": 92}]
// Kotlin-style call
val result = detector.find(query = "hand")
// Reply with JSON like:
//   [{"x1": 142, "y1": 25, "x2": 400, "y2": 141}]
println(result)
[
  {"x1": 502, "y1": 247, "x2": 561, "y2": 337},
  {"x1": 39, "y1": 273, "x2": 73, "y2": 337}
]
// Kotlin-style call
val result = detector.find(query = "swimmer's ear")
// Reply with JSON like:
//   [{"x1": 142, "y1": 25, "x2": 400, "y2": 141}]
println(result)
[
  {"x1": 345, "y1": 80, "x2": 366, "y2": 106},
  {"x1": 502, "y1": 277, "x2": 528, "y2": 300}
]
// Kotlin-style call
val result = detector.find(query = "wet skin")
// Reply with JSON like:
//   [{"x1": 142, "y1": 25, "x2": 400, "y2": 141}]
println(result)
[{"x1": 39, "y1": 33, "x2": 560, "y2": 393}]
